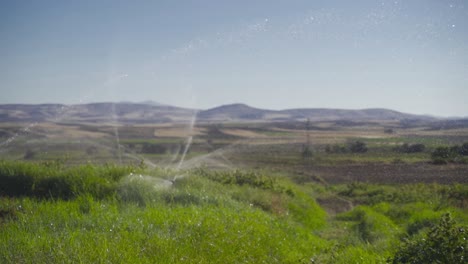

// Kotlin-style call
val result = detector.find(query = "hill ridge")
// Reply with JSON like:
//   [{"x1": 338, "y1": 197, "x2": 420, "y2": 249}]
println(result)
[{"x1": 0, "y1": 102, "x2": 440, "y2": 123}]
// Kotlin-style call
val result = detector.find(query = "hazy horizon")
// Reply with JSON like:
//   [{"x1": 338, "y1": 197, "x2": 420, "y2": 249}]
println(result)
[
  {"x1": 1, "y1": 1, "x2": 467, "y2": 116},
  {"x1": 2, "y1": 100, "x2": 465, "y2": 119}
]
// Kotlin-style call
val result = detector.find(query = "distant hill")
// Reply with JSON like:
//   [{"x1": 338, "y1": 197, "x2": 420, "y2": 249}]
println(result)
[
  {"x1": 197, "y1": 104, "x2": 275, "y2": 121},
  {"x1": 0, "y1": 103, "x2": 196, "y2": 124},
  {"x1": 278, "y1": 108, "x2": 435, "y2": 122},
  {"x1": 197, "y1": 103, "x2": 436, "y2": 122},
  {"x1": 0, "y1": 102, "x2": 441, "y2": 124}
]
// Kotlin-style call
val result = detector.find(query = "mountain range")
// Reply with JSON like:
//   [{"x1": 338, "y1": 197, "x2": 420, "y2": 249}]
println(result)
[{"x1": 0, "y1": 102, "x2": 449, "y2": 124}]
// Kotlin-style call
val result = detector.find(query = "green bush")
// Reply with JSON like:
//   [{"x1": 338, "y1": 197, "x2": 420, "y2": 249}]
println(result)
[
  {"x1": 349, "y1": 141, "x2": 368, "y2": 153},
  {"x1": 431, "y1": 145, "x2": 468, "y2": 164},
  {"x1": 431, "y1": 146, "x2": 455, "y2": 160},
  {"x1": 460, "y1": 143, "x2": 468, "y2": 156},
  {"x1": 390, "y1": 213, "x2": 467, "y2": 263},
  {"x1": 395, "y1": 143, "x2": 426, "y2": 153}
]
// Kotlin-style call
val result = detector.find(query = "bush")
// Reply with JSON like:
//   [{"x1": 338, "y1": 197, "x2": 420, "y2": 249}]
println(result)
[
  {"x1": 431, "y1": 146, "x2": 462, "y2": 164},
  {"x1": 349, "y1": 141, "x2": 368, "y2": 153},
  {"x1": 460, "y1": 143, "x2": 468, "y2": 156},
  {"x1": 325, "y1": 144, "x2": 348, "y2": 153},
  {"x1": 390, "y1": 213, "x2": 467, "y2": 263},
  {"x1": 431, "y1": 147, "x2": 452, "y2": 160},
  {"x1": 395, "y1": 143, "x2": 425, "y2": 153}
]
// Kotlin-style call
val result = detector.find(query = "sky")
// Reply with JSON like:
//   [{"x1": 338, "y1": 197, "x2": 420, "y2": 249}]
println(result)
[{"x1": 1, "y1": 0, "x2": 467, "y2": 117}]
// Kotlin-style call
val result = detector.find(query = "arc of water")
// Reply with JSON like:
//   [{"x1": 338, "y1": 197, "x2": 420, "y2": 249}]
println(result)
[
  {"x1": 111, "y1": 103, "x2": 123, "y2": 164},
  {"x1": 176, "y1": 110, "x2": 198, "y2": 170}
]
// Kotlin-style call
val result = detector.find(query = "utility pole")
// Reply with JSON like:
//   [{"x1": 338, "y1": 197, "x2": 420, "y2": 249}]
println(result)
[{"x1": 302, "y1": 118, "x2": 313, "y2": 159}]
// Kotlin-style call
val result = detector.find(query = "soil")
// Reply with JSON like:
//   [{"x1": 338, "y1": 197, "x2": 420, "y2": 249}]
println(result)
[{"x1": 304, "y1": 162, "x2": 468, "y2": 184}]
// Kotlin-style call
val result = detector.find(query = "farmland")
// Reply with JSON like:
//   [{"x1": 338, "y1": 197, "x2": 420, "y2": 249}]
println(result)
[{"x1": 1, "y1": 117, "x2": 467, "y2": 183}]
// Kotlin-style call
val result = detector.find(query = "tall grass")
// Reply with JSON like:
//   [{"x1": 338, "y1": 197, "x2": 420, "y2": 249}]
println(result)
[
  {"x1": 0, "y1": 160, "x2": 138, "y2": 199},
  {"x1": 0, "y1": 197, "x2": 330, "y2": 263},
  {"x1": 0, "y1": 161, "x2": 330, "y2": 263}
]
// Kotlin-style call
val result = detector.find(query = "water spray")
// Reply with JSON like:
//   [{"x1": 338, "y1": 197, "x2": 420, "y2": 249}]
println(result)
[
  {"x1": 173, "y1": 110, "x2": 198, "y2": 182},
  {"x1": 111, "y1": 103, "x2": 123, "y2": 164}
]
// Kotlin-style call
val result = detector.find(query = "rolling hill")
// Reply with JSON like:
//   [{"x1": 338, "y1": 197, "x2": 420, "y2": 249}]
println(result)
[{"x1": 0, "y1": 102, "x2": 441, "y2": 124}]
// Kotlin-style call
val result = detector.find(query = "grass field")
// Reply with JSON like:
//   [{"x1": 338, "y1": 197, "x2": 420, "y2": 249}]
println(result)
[{"x1": 0, "y1": 161, "x2": 467, "y2": 263}]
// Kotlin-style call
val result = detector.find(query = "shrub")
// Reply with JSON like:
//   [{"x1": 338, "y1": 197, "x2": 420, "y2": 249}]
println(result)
[
  {"x1": 460, "y1": 143, "x2": 468, "y2": 156},
  {"x1": 395, "y1": 143, "x2": 425, "y2": 153},
  {"x1": 431, "y1": 147, "x2": 452, "y2": 160},
  {"x1": 349, "y1": 141, "x2": 368, "y2": 153},
  {"x1": 431, "y1": 146, "x2": 463, "y2": 164},
  {"x1": 390, "y1": 213, "x2": 467, "y2": 263}
]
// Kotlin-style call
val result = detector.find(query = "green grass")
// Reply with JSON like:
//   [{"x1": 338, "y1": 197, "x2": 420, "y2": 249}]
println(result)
[
  {"x1": 0, "y1": 198, "x2": 329, "y2": 263},
  {"x1": 0, "y1": 161, "x2": 467, "y2": 263},
  {"x1": 0, "y1": 162, "x2": 330, "y2": 263}
]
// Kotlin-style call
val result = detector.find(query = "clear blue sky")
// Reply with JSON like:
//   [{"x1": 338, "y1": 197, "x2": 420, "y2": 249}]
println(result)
[{"x1": 1, "y1": 0, "x2": 467, "y2": 116}]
